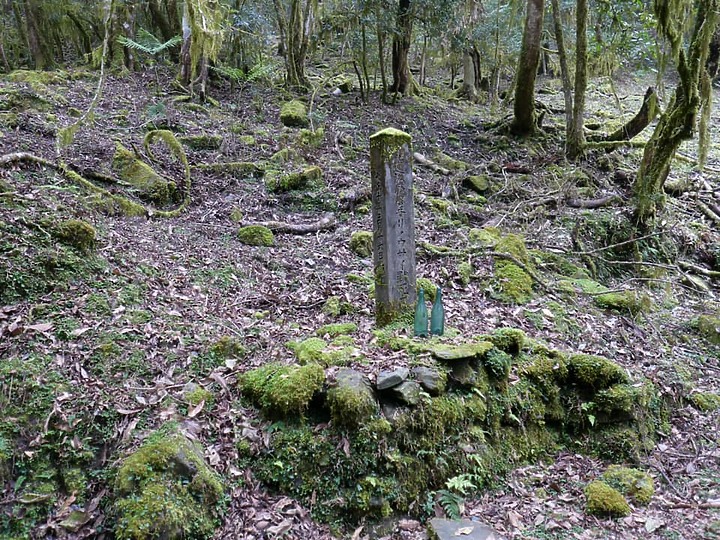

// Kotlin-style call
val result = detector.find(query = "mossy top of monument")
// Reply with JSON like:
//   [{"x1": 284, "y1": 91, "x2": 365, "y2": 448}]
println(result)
[{"x1": 370, "y1": 128, "x2": 412, "y2": 154}]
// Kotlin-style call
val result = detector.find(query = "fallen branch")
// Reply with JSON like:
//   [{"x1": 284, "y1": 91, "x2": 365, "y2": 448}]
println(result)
[
  {"x1": 413, "y1": 152, "x2": 451, "y2": 175},
  {"x1": 678, "y1": 260, "x2": 720, "y2": 279},
  {"x1": 566, "y1": 194, "x2": 622, "y2": 209},
  {"x1": 699, "y1": 201, "x2": 720, "y2": 225},
  {"x1": 339, "y1": 186, "x2": 371, "y2": 210},
  {"x1": 239, "y1": 213, "x2": 337, "y2": 234}
]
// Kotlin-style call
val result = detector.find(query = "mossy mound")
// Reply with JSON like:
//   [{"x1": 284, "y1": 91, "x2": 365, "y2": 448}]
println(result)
[
  {"x1": 349, "y1": 231, "x2": 373, "y2": 258},
  {"x1": 239, "y1": 362, "x2": 325, "y2": 417},
  {"x1": 237, "y1": 225, "x2": 274, "y2": 246},
  {"x1": 193, "y1": 161, "x2": 263, "y2": 179},
  {"x1": 469, "y1": 226, "x2": 501, "y2": 247},
  {"x1": 266, "y1": 165, "x2": 323, "y2": 193},
  {"x1": 114, "y1": 428, "x2": 224, "y2": 540},
  {"x1": 601, "y1": 465, "x2": 654, "y2": 505},
  {"x1": 491, "y1": 233, "x2": 534, "y2": 304},
  {"x1": 0, "y1": 87, "x2": 52, "y2": 112},
  {"x1": 280, "y1": 100, "x2": 310, "y2": 127},
  {"x1": 434, "y1": 151, "x2": 470, "y2": 171},
  {"x1": 112, "y1": 142, "x2": 178, "y2": 205},
  {"x1": 53, "y1": 219, "x2": 96, "y2": 253},
  {"x1": 209, "y1": 336, "x2": 245, "y2": 359},
  {"x1": 316, "y1": 322, "x2": 358, "y2": 337},
  {"x1": 5, "y1": 69, "x2": 67, "y2": 85},
  {"x1": 416, "y1": 277, "x2": 438, "y2": 302},
  {"x1": 179, "y1": 134, "x2": 223, "y2": 150},
  {"x1": 566, "y1": 353, "x2": 629, "y2": 390},
  {"x1": 594, "y1": 290, "x2": 653, "y2": 314},
  {"x1": 287, "y1": 336, "x2": 355, "y2": 366},
  {"x1": 695, "y1": 315, "x2": 720, "y2": 345},
  {"x1": 584, "y1": 480, "x2": 631, "y2": 517},
  {"x1": 322, "y1": 296, "x2": 355, "y2": 317},
  {"x1": 463, "y1": 174, "x2": 491, "y2": 193}
]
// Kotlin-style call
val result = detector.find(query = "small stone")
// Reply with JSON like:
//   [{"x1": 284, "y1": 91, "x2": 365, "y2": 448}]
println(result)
[
  {"x1": 463, "y1": 174, "x2": 490, "y2": 193},
  {"x1": 376, "y1": 367, "x2": 410, "y2": 390},
  {"x1": 60, "y1": 510, "x2": 89, "y2": 532},
  {"x1": 391, "y1": 380, "x2": 421, "y2": 406},
  {"x1": 412, "y1": 366, "x2": 445, "y2": 396},
  {"x1": 428, "y1": 518, "x2": 502, "y2": 540},
  {"x1": 381, "y1": 402, "x2": 406, "y2": 423}
]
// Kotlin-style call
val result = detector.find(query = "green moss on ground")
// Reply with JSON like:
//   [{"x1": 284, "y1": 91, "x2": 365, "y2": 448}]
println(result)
[
  {"x1": 585, "y1": 480, "x2": 631, "y2": 517},
  {"x1": 566, "y1": 354, "x2": 629, "y2": 390},
  {"x1": 695, "y1": 315, "x2": 720, "y2": 344},
  {"x1": 209, "y1": 336, "x2": 245, "y2": 359},
  {"x1": 594, "y1": 290, "x2": 653, "y2": 314},
  {"x1": 688, "y1": 391, "x2": 720, "y2": 411},
  {"x1": 316, "y1": 322, "x2": 358, "y2": 337},
  {"x1": 266, "y1": 166, "x2": 323, "y2": 193},
  {"x1": 237, "y1": 225, "x2": 274, "y2": 246},
  {"x1": 239, "y1": 362, "x2": 325, "y2": 417},
  {"x1": 491, "y1": 234, "x2": 534, "y2": 304},
  {"x1": 179, "y1": 134, "x2": 223, "y2": 150}
]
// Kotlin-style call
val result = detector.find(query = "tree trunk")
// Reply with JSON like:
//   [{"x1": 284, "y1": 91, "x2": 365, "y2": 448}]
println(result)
[
  {"x1": 567, "y1": 0, "x2": 587, "y2": 159},
  {"x1": 390, "y1": 0, "x2": 412, "y2": 94},
  {"x1": 457, "y1": 46, "x2": 481, "y2": 101},
  {"x1": 22, "y1": 0, "x2": 54, "y2": 70},
  {"x1": 634, "y1": 0, "x2": 718, "y2": 227},
  {"x1": 376, "y1": 7, "x2": 388, "y2": 103},
  {"x1": 148, "y1": 0, "x2": 174, "y2": 42},
  {"x1": 510, "y1": 0, "x2": 544, "y2": 135},
  {"x1": 285, "y1": 0, "x2": 311, "y2": 90},
  {"x1": 273, "y1": 0, "x2": 287, "y2": 57},
  {"x1": 551, "y1": 0, "x2": 572, "y2": 133},
  {"x1": 179, "y1": 6, "x2": 192, "y2": 85}
]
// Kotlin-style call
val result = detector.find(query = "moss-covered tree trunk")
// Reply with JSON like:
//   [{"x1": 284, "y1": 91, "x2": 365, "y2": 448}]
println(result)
[
  {"x1": 634, "y1": 0, "x2": 718, "y2": 226},
  {"x1": 567, "y1": 0, "x2": 587, "y2": 159},
  {"x1": 458, "y1": 47, "x2": 481, "y2": 101},
  {"x1": 390, "y1": 0, "x2": 412, "y2": 95},
  {"x1": 285, "y1": 0, "x2": 310, "y2": 90},
  {"x1": 22, "y1": 0, "x2": 54, "y2": 70},
  {"x1": 510, "y1": 0, "x2": 544, "y2": 135},
  {"x1": 551, "y1": 0, "x2": 572, "y2": 132}
]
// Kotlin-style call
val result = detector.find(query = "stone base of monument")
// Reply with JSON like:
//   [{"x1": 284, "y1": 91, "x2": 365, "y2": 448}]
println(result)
[{"x1": 428, "y1": 518, "x2": 503, "y2": 540}]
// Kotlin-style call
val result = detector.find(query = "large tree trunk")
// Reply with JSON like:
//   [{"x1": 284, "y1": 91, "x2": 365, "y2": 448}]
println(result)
[
  {"x1": 148, "y1": 0, "x2": 174, "y2": 42},
  {"x1": 634, "y1": 0, "x2": 718, "y2": 227},
  {"x1": 285, "y1": 0, "x2": 309, "y2": 90},
  {"x1": 272, "y1": 0, "x2": 287, "y2": 57},
  {"x1": 22, "y1": 0, "x2": 54, "y2": 70},
  {"x1": 551, "y1": 0, "x2": 572, "y2": 132},
  {"x1": 457, "y1": 46, "x2": 481, "y2": 101},
  {"x1": 566, "y1": 0, "x2": 587, "y2": 159},
  {"x1": 179, "y1": 6, "x2": 192, "y2": 85},
  {"x1": 390, "y1": 0, "x2": 412, "y2": 94},
  {"x1": 510, "y1": 0, "x2": 544, "y2": 135}
]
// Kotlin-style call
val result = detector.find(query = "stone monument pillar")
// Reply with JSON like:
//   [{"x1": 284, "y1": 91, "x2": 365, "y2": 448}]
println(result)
[{"x1": 370, "y1": 128, "x2": 417, "y2": 326}]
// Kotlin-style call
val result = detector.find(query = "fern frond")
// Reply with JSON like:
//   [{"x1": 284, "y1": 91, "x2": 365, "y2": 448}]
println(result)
[{"x1": 117, "y1": 28, "x2": 182, "y2": 56}]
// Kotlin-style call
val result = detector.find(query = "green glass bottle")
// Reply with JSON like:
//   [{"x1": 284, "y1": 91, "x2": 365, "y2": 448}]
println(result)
[
  {"x1": 430, "y1": 287, "x2": 445, "y2": 336},
  {"x1": 414, "y1": 288, "x2": 428, "y2": 337}
]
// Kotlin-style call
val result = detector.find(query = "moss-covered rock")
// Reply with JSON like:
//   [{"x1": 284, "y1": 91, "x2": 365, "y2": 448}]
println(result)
[
  {"x1": 584, "y1": 480, "x2": 631, "y2": 517},
  {"x1": 594, "y1": 290, "x2": 653, "y2": 314},
  {"x1": 113, "y1": 428, "x2": 224, "y2": 540},
  {"x1": 322, "y1": 295, "x2": 355, "y2": 317},
  {"x1": 349, "y1": 231, "x2": 373, "y2": 258},
  {"x1": 239, "y1": 362, "x2": 325, "y2": 417},
  {"x1": 434, "y1": 151, "x2": 470, "y2": 171},
  {"x1": 416, "y1": 277, "x2": 438, "y2": 303},
  {"x1": 298, "y1": 127, "x2": 325, "y2": 146},
  {"x1": 486, "y1": 327, "x2": 526, "y2": 356},
  {"x1": 113, "y1": 142, "x2": 178, "y2": 205},
  {"x1": 280, "y1": 100, "x2": 309, "y2": 127},
  {"x1": 237, "y1": 225, "x2": 274, "y2": 246},
  {"x1": 327, "y1": 368, "x2": 379, "y2": 427},
  {"x1": 463, "y1": 174, "x2": 490, "y2": 193},
  {"x1": 695, "y1": 315, "x2": 720, "y2": 345},
  {"x1": 430, "y1": 341, "x2": 494, "y2": 362},
  {"x1": 601, "y1": 465, "x2": 654, "y2": 505},
  {"x1": 179, "y1": 134, "x2": 223, "y2": 150},
  {"x1": 53, "y1": 219, "x2": 96, "y2": 253},
  {"x1": 566, "y1": 353, "x2": 629, "y2": 390}
]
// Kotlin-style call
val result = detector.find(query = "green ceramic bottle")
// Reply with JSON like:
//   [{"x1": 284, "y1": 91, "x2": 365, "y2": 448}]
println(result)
[
  {"x1": 430, "y1": 287, "x2": 445, "y2": 336},
  {"x1": 414, "y1": 288, "x2": 428, "y2": 337}
]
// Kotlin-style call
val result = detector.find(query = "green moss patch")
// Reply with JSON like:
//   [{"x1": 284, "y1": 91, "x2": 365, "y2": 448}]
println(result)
[
  {"x1": 280, "y1": 100, "x2": 309, "y2": 127},
  {"x1": 266, "y1": 165, "x2": 323, "y2": 193},
  {"x1": 316, "y1": 322, "x2": 358, "y2": 337},
  {"x1": 601, "y1": 465, "x2": 654, "y2": 505},
  {"x1": 594, "y1": 290, "x2": 653, "y2": 314},
  {"x1": 114, "y1": 428, "x2": 224, "y2": 540},
  {"x1": 688, "y1": 391, "x2": 720, "y2": 411},
  {"x1": 179, "y1": 134, "x2": 223, "y2": 150},
  {"x1": 695, "y1": 315, "x2": 720, "y2": 345},
  {"x1": 237, "y1": 225, "x2": 274, "y2": 246},
  {"x1": 53, "y1": 219, "x2": 96, "y2": 253},
  {"x1": 491, "y1": 234, "x2": 534, "y2": 304},
  {"x1": 566, "y1": 353, "x2": 629, "y2": 390},
  {"x1": 240, "y1": 362, "x2": 325, "y2": 417}
]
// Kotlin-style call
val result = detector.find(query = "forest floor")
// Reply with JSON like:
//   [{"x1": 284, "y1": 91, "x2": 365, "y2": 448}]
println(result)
[{"x1": 0, "y1": 66, "x2": 719, "y2": 540}]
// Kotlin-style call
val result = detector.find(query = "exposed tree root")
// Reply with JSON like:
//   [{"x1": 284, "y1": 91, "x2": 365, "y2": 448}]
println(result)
[
  {"x1": 699, "y1": 201, "x2": 720, "y2": 225},
  {"x1": 238, "y1": 213, "x2": 337, "y2": 234},
  {"x1": 679, "y1": 260, "x2": 720, "y2": 279},
  {"x1": 588, "y1": 87, "x2": 659, "y2": 145},
  {"x1": 413, "y1": 152, "x2": 451, "y2": 175}
]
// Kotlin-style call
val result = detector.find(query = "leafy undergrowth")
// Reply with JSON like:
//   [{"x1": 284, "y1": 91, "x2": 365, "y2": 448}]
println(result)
[{"x1": 0, "y1": 68, "x2": 718, "y2": 540}]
